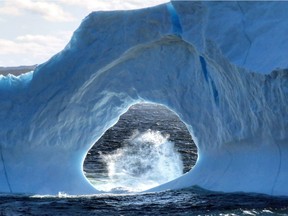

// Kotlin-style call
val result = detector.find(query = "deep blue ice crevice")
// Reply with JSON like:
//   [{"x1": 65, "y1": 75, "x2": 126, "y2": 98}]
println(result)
[
  {"x1": 199, "y1": 56, "x2": 219, "y2": 106},
  {"x1": 167, "y1": 2, "x2": 183, "y2": 37},
  {"x1": 210, "y1": 80, "x2": 219, "y2": 106},
  {"x1": 199, "y1": 56, "x2": 209, "y2": 82}
]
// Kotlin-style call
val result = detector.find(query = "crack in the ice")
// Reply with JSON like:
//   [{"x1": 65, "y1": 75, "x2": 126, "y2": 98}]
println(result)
[
  {"x1": 237, "y1": 2, "x2": 252, "y2": 66},
  {"x1": 0, "y1": 145, "x2": 12, "y2": 193},
  {"x1": 167, "y1": 2, "x2": 183, "y2": 37},
  {"x1": 271, "y1": 141, "x2": 282, "y2": 195},
  {"x1": 199, "y1": 56, "x2": 219, "y2": 106},
  {"x1": 222, "y1": 148, "x2": 233, "y2": 182},
  {"x1": 199, "y1": 56, "x2": 209, "y2": 83}
]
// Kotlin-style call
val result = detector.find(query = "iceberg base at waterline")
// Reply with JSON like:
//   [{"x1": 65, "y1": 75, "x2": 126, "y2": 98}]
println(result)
[{"x1": 0, "y1": 1, "x2": 287, "y2": 195}]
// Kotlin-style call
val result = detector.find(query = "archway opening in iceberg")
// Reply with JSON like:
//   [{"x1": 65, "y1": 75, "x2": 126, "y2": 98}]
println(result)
[{"x1": 83, "y1": 103, "x2": 197, "y2": 193}]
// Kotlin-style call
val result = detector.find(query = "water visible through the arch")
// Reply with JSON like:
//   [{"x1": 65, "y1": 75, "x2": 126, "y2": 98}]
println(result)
[{"x1": 84, "y1": 103, "x2": 197, "y2": 193}]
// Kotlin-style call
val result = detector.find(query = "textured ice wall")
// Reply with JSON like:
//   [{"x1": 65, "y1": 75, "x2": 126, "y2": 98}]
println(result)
[
  {"x1": 0, "y1": 1, "x2": 287, "y2": 195},
  {"x1": 174, "y1": 1, "x2": 288, "y2": 73}
]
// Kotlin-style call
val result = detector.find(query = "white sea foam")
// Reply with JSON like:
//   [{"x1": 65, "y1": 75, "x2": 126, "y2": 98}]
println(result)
[{"x1": 92, "y1": 130, "x2": 183, "y2": 193}]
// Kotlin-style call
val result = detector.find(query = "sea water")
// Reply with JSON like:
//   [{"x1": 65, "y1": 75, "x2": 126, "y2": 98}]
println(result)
[{"x1": 1, "y1": 104, "x2": 288, "y2": 215}]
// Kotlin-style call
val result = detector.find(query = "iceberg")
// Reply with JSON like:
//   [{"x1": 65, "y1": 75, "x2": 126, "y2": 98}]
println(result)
[{"x1": 0, "y1": 1, "x2": 287, "y2": 195}]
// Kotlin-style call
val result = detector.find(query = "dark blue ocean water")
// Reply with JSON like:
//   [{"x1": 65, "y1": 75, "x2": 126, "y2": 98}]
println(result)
[
  {"x1": 1, "y1": 104, "x2": 288, "y2": 215},
  {"x1": 1, "y1": 187, "x2": 288, "y2": 215}
]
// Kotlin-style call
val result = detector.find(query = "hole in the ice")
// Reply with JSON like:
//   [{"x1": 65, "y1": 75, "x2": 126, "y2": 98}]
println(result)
[{"x1": 83, "y1": 103, "x2": 197, "y2": 193}]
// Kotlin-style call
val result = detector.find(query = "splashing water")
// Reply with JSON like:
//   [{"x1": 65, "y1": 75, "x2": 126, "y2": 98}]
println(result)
[{"x1": 93, "y1": 130, "x2": 184, "y2": 193}]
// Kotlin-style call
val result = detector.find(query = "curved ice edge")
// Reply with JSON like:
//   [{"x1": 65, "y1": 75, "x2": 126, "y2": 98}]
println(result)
[
  {"x1": 0, "y1": 37, "x2": 285, "y2": 196},
  {"x1": 0, "y1": 1, "x2": 287, "y2": 196}
]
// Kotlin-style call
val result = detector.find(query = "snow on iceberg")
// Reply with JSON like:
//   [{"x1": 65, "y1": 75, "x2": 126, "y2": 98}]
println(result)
[{"x1": 0, "y1": 1, "x2": 287, "y2": 195}]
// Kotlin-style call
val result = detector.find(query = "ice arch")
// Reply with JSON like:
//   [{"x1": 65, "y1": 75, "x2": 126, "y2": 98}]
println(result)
[
  {"x1": 84, "y1": 102, "x2": 197, "y2": 192},
  {"x1": 0, "y1": 1, "x2": 287, "y2": 195}
]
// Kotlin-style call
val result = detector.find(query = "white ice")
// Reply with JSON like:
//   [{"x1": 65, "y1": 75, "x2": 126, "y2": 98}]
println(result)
[{"x1": 0, "y1": 1, "x2": 287, "y2": 195}]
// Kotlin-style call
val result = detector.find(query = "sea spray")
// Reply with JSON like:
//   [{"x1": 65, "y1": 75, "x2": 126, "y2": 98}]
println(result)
[{"x1": 93, "y1": 129, "x2": 183, "y2": 193}]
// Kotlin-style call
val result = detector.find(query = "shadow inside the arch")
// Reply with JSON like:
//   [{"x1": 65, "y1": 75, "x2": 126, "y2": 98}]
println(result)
[{"x1": 83, "y1": 102, "x2": 198, "y2": 194}]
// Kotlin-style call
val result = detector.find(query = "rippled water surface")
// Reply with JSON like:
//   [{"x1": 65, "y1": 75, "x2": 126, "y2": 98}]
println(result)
[{"x1": 1, "y1": 188, "x2": 288, "y2": 215}]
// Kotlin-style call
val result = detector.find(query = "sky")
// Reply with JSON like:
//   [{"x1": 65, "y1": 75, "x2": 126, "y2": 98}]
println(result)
[{"x1": 0, "y1": 0, "x2": 169, "y2": 67}]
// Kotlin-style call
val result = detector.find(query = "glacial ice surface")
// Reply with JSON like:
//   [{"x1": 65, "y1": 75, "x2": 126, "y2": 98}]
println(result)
[{"x1": 0, "y1": 1, "x2": 287, "y2": 195}]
